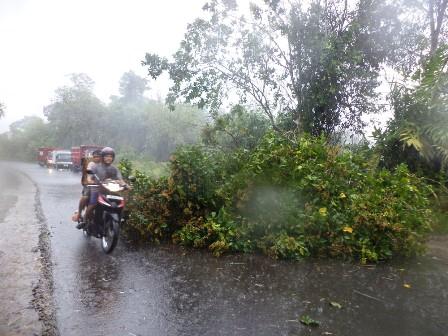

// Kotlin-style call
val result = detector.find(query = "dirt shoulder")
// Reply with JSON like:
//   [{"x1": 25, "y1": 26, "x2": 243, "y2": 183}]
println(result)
[{"x1": 0, "y1": 166, "x2": 57, "y2": 335}]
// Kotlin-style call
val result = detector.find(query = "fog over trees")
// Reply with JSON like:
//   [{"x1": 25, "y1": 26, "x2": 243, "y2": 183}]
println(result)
[
  {"x1": 143, "y1": 0, "x2": 448, "y2": 167},
  {"x1": 0, "y1": 71, "x2": 206, "y2": 162},
  {"x1": 1, "y1": 0, "x2": 447, "y2": 171}
]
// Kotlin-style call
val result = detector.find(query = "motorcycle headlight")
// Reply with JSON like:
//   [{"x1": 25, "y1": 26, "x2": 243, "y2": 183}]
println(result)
[{"x1": 103, "y1": 182, "x2": 122, "y2": 192}]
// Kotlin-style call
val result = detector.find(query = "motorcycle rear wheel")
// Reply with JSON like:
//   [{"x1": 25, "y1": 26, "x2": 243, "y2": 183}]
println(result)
[{"x1": 101, "y1": 218, "x2": 119, "y2": 254}]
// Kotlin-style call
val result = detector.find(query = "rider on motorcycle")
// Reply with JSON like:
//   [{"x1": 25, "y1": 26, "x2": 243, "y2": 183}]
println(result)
[
  {"x1": 84, "y1": 147, "x2": 127, "y2": 223},
  {"x1": 92, "y1": 147, "x2": 125, "y2": 183},
  {"x1": 74, "y1": 149, "x2": 102, "y2": 228}
]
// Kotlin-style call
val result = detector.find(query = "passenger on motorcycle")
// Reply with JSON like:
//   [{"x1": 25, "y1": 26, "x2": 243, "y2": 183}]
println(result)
[
  {"x1": 73, "y1": 149, "x2": 102, "y2": 228},
  {"x1": 84, "y1": 147, "x2": 128, "y2": 223}
]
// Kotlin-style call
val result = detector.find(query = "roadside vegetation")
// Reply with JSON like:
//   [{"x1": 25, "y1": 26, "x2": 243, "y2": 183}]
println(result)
[
  {"x1": 120, "y1": 134, "x2": 432, "y2": 263},
  {"x1": 0, "y1": 72, "x2": 206, "y2": 163},
  {"x1": 2, "y1": 0, "x2": 448, "y2": 262}
]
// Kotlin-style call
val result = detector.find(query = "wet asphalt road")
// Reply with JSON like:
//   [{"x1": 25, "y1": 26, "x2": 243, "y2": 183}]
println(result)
[{"x1": 9, "y1": 163, "x2": 448, "y2": 335}]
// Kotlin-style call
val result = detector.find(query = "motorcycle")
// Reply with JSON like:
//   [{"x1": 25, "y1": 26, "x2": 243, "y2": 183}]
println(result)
[{"x1": 82, "y1": 176, "x2": 129, "y2": 254}]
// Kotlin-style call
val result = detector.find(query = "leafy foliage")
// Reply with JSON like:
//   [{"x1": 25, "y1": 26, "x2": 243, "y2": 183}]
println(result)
[
  {"x1": 0, "y1": 116, "x2": 54, "y2": 161},
  {"x1": 300, "y1": 315, "x2": 320, "y2": 327},
  {"x1": 43, "y1": 73, "x2": 107, "y2": 148},
  {"x1": 119, "y1": 147, "x2": 236, "y2": 243},
  {"x1": 122, "y1": 133, "x2": 433, "y2": 262},
  {"x1": 377, "y1": 46, "x2": 448, "y2": 175},
  {"x1": 390, "y1": 0, "x2": 448, "y2": 75},
  {"x1": 201, "y1": 105, "x2": 270, "y2": 152},
  {"x1": 117, "y1": 70, "x2": 148, "y2": 104},
  {"x1": 143, "y1": 0, "x2": 400, "y2": 137},
  {"x1": 0, "y1": 72, "x2": 206, "y2": 162}
]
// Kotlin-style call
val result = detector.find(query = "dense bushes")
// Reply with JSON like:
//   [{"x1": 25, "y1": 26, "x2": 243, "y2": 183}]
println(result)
[
  {"x1": 121, "y1": 132, "x2": 433, "y2": 262},
  {"x1": 119, "y1": 148, "x2": 236, "y2": 241}
]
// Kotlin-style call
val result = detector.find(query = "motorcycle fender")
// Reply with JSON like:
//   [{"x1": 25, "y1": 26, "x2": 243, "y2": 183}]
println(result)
[{"x1": 103, "y1": 212, "x2": 120, "y2": 224}]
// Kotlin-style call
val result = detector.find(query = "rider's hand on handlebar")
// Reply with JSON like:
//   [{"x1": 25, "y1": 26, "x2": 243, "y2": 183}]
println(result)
[{"x1": 118, "y1": 180, "x2": 132, "y2": 190}]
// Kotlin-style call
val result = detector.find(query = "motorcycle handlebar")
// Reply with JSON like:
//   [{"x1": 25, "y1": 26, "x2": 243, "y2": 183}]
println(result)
[{"x1": 86, "y1": 169, "x2": 130, "y2": 189}]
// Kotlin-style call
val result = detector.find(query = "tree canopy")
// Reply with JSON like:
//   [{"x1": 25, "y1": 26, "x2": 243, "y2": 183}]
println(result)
[
  {"x1": 43, "y1": 73, "x2": 107, "y2": 147},
  {"x1": 1, "y1": 72, "x2": 206, "y2": 163},
  {"x1": 144, "y1": 0, "x2": 401, "y2": 137}
]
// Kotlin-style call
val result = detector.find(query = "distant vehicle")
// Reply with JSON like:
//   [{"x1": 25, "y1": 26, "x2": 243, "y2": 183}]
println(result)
[
  {"x1": 71, "y1": 145, "x2": 104, "y2": 172},
  {"x1": 48, "y1": 150, "x2": 73, "y2": 170},
  {"x1": 47, "y1": 151, "x2": 54, "y2": 167},
  {"x1": 37, "y1": 147, "x2": 59, "y2": 166}
]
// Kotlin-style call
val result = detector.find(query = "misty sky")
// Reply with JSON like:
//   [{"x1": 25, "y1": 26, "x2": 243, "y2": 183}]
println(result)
[{"x1": 0, "y1": 0, "x2": 205, "y2": 132}]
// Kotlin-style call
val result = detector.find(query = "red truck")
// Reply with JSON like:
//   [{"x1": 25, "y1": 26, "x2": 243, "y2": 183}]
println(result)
[
  {"x1": 37, "y1": 147, "x2": 60, "y2": 166},
  {"x1": 71, "y1": 145, "x2": 104, "y2": 172}
]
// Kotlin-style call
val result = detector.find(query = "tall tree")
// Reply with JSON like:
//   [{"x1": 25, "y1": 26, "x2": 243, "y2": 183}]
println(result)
[
  {"x1": 376, "y1": 0, "x2": 448, "y2": 173},
  {"x1": 395, "y1": 47, "x2": 448, "y2": 168},
  {"x1": 392, "y1": 0, "x2": 448, "y2": 75},
  {"x1": 44, "y1": 73, "x2": 106, "y2": 147},
  {"x1": 106, "y1": 71, "x2": 205, "y2": 160},
  {"x1": 117, "y1": 70, "x2": 149, "y2": 105},
  {"x1": 107, "y1": 71, "x2": 150, "y2": 152},
  {"x1": 144, "y1": 0, "x2": 400, "y2": 137},
  {"x1": 428, "y1": 0, "x2": 448, "y2": 55}
]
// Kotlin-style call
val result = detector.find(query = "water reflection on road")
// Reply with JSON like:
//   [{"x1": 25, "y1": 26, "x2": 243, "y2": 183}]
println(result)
[{"x1": 14, "y1": 163, "x2": 448, "y2": 335}]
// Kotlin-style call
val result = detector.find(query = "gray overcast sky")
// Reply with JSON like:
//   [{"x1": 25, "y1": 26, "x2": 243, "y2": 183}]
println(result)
[{"x1": 0, "y1": 0, "x2": 205, "y2": 132}]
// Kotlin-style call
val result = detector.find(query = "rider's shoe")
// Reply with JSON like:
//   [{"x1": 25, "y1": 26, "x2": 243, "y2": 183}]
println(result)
[{"x1": 76, "y1": 218, "x2": 85, "y2": 229}]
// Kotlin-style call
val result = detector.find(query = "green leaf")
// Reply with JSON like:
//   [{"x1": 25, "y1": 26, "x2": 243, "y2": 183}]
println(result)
[
  {"x1": 299, "y1": 315, "x2": 320, "y2": 327},
  {"x1": 329, "y1": 301, "x2": 342, "y2": 309}
]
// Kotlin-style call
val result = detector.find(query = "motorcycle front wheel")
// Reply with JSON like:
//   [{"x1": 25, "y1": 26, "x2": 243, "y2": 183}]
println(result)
[{"x1": 101, "y1": 217, "x2": 119, "y2": 254}]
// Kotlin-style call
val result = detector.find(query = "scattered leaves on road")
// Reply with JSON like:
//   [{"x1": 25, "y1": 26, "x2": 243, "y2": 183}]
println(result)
[
  {"x1": 329, "y1": 301, "x2": 342, "y2": 309},
  {"x1": 299, "y1": 315, "x2": 320, "y2": 327}
]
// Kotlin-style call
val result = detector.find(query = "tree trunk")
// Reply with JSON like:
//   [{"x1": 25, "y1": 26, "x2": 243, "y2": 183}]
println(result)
[{"x1": 429, "y1": 0, "x2": 448, "y2": 55}]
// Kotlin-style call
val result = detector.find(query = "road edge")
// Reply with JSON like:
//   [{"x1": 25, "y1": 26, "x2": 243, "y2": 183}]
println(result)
[{"x1": 22, "y1": 172, "x2": 59, "y2": 336}]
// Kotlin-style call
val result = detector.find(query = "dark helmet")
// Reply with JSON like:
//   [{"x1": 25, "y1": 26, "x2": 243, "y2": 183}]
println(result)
[
  {"x1": 92, "y1": 149, "x2": 102, "y2": 157},
  {"x1": 101, "y1": 147, "x2": 115, "y2": 159}
]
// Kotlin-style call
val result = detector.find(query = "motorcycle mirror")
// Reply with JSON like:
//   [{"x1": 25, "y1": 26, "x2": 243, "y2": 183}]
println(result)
[{"x1": 128, "y1": 175, "x2": 136, "y2": 182}]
